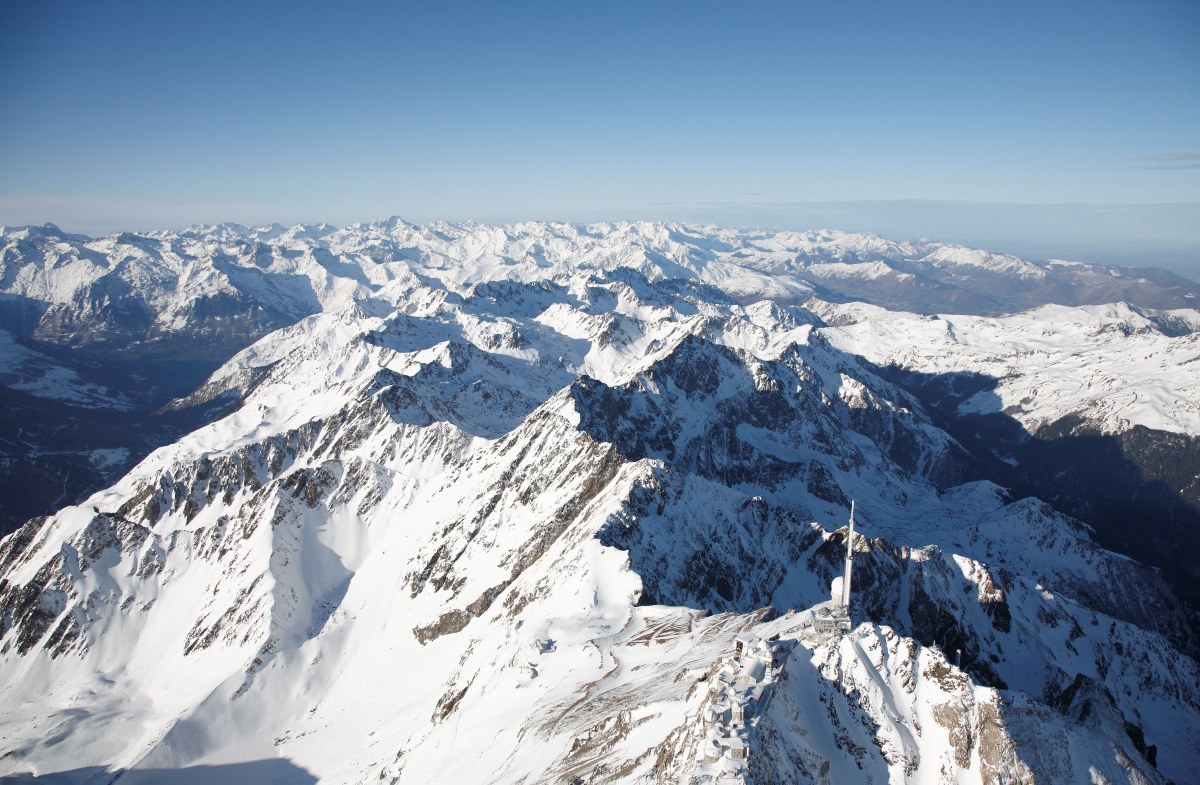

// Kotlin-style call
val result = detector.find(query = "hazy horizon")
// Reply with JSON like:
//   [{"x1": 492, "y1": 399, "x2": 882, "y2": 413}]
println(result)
[{"x1": 3, "y1": 1, "x2": 1197, "y2": 278}]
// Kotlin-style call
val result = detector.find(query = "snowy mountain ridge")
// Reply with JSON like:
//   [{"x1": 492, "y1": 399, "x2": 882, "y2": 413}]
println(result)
[
  {"x1": 815, "y1": 300, "x2": 1200, "y2": 436},
  {"x1": 0, "y1": 220, "x2": 1198, "y2": 784},
  {"x1": 5, "y1": 219, "x2": 1199, "y2": 336}
]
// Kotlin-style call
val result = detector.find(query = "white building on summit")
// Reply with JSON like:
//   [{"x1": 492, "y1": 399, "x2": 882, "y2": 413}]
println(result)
[
  {"x1": 812, "y1": 500, "x2": 856, "y2": 633},
  {"x1": 695, "y1": 633, "x2": 778, "y2": 776}
]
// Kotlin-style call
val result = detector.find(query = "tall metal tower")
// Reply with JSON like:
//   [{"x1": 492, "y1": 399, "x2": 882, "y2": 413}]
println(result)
[
  {"x1": 812, "y1": 500, "x2": 855, "y2": 633},
  {"x1": 840, "y1": 500, "x2": 855, "y2": 609}
]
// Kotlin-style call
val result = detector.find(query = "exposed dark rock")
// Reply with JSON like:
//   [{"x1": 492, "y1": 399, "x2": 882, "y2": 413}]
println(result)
[{"x1": 413, "y1": 609, "x2": 473, "y2": 645}]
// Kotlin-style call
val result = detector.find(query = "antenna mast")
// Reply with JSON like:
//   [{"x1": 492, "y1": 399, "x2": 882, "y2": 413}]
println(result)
[{"x1": 841, "y1": 500, "x2": 855, "y2": 608}]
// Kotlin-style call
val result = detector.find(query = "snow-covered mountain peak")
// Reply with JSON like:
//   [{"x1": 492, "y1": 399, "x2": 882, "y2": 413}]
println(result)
[
  {"x1": 918, "y1": 243, "x2": 1048, "y2": 278},
  {"x1": 1, "y1": 218, "x2": 1199, "y2": 784}
]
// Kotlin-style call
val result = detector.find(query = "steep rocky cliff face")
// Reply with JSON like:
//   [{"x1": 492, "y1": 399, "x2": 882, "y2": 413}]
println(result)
[{"x1": 0, "y1": 220, "x2": 1197, "y2": 784}]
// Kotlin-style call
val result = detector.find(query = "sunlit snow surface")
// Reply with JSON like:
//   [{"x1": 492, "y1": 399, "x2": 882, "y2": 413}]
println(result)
[
  {"x1": 0, "y1": 220, "x2": 1196, "y2": 784},
  {"x1": 816, "y1": 300, "x2": 1200, "y2": 436}
]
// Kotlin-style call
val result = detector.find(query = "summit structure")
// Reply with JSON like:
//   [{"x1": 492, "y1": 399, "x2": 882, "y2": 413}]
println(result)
[
  {"x1": 841, "y1": 499, "x2": 855, "y2": 609},
  {"x1": 811, "y1": 501, "x2": 856, "y2": 634}
]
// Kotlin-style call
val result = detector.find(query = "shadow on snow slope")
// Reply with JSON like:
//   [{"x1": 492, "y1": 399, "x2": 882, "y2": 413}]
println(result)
[
  {"x1": 574, "y1": 339, "x2": 1192, "y2": 779},
  {"x1": 0, "y1": 757, "x2": 317, "y2": 785},
  {"x1": 875, "y1": 363, "x2": 1200, "y2": 650}
]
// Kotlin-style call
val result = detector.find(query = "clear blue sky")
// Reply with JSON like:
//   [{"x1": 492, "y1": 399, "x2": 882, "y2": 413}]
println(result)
[{"x1": 2, "y1": 0, "x2": 1198, "y2": 267}]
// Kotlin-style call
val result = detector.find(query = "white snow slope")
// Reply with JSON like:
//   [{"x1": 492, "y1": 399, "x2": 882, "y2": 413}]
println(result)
[
  {"x1": 0, "y1": 220, "x2": 1197, "y2": 785},
  {"x1": 814, "y1": 300, "x2": 1200, "y2": 436}
]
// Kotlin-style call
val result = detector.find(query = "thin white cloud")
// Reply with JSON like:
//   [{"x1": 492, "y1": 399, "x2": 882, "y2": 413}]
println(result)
[{"x1": 1132, "y1": 152, "x2": 1200, "y2": 170}]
